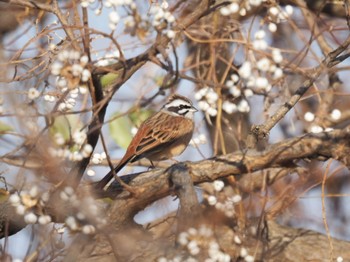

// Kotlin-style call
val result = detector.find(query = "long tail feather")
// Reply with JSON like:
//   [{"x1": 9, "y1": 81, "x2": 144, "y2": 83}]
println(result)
[{"x1": 94, "y1": 156, "x2": 132, "y2": 190}]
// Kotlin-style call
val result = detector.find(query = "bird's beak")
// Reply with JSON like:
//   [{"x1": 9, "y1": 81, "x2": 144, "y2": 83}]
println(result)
[{"x1": 191, "y1": 106, "x2": 198, "y2": 112}]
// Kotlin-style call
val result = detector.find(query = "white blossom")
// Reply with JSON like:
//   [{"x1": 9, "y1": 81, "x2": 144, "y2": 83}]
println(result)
[
  {"x1": 208, "y1": 195, "x2": 217, "y2": 205},
  {"x1": 51, "y1": 62, "x2": 63, "y2": 75},
  {"x1": 244, "y1": 89, "x2": 254, "y2": 97},
  {"x1": 9, "y1": 194, "x2": 21, "y2": 206},
  {"x1": 230, "y1": 194, "x2": 242, "y2": 203},
  {"x1": 198, "y1": 100, "x2": 210, "y2": 111},
  {"x1": 81, "y1": 69, "x2": 91, "y2": 82},
  {"x1": 337, "y1": 256, "x2": 344, "y2": 262},
  {"x1": 272, "y1": 49, "x2": 283, "y2": 63},
  {"x1": 213, "y1": 180, "x2": 225, "y2": 191},
  {"x1": 87, "y1": 169, "x2": 96, "y2": 177},
  {"x1": 73, "y1": 130, "x2": 87, "y2": 145},
  {"x1": 253, "y1": 39, "x2": 268, "y2": 50},
  {"x1": 222, "y1": 101, "x2": 237, "y2": 114},
  {"x1": 16, "y1": 205, "x2": 26, "y2": 215},
  {"x1": 254, "y1": 30, "x2": 266, "y2": 40},
  {"x1": 331, "y1": 109, "x2": 341, "y2": 120},
  {"x1": 188, "y1": 240, "x2": 200, "y2": 255},
  {"x1": 310, "y1": 125, "x2": 323, "y2": 134},
  {"x1": 28, "y1": 88, "x2": 40, "y2": 100},
  {"x1": 257, "y1": 58, "x2": 271, "y2": 72},
  {"x1": 269, "y1": 7, "x2": 279, "y2": 16},
  {"x1": 237, "y1": 99, "x2": 250, "y2": 113},
  {"x1": 29, "y1": 186, "x2": 39, "y2": 198},
  {"x1": 38, "y1": 215, "x2": 52, "y2": 225},
  {"x1": 229, "y1": 85, "x2": 241, "y2": 97},
  {"x1": 80, "y1": 55, "x2": 89, "y2": 65},
  {"x1": 229, "y1": 3, "x2": 239, "y2": 13},
  {"x1": 220, "y1": 7, "x2": 230, "y2": 16},
  {"x1": 24, "y1": 212, "x2": 38, "y2": 224},
  {"x1": 273, "y1": 68, "x2": 283, "y2": 79},
  {"x1": 255, "y1": 77, "x2": 270, "y2": 91},
  {"x1": 268, "y1": 23, "x2": 277, "y2": 32},
  {"x1": 285, "y1": 5, "x2": 294, "y2": 16},
  {"x1": 234, "y1": 235, "x2": 242, "y2": 244},
  {"x1": 82, "y1": 144, "x2": 93, "y2": 157},
  {"x1": 239, "y1": 8, "x2": 247, "y2": 16},
  {"x1": 109, "y1": 11, "x2": 120, "y2": 24},
  {"x1": 178, "y1": 232, "x2": 189, "y2": 246},
  {"x1": 249, "y1": 0, "x2": 262, "y2": 6},
  {"x1": 207, "y1": 107, "x2": 218, "y2": 117},
  {"x1": 65, "y1": 216, "x2": 78, "y2": 230},
  {"x1": 240, "y1": 248, "x2": 248, "y2": 258},
  {"x1": 304, "y1": 112, "x2": 315, "y2": 122},
  {"x1": 239, "y1": 62, "x2": 252, "y2": 79},
  {"x1": 82, "y1": 225, "x2": 96, "y2": 234},
  {"x1": 166, "y1": 30, "x2": 176, "y2": 39}
]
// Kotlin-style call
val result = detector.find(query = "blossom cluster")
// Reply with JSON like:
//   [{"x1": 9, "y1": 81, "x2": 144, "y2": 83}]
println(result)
[
  {"x1": 304, "y1": 109, "x2": 341, "y2": 134},
  {"x1": 194, "y1": 85, "x2": 251, "y2": 117},
  {"x1": 205, "y1": 180, "x2": 242, "y2": 218},
  {"x1": 60, "y1": 186, "x2": 106, "y2": 234},
  {"x1": 95, "y1": 50, "x2": 121, "y2": 67},
  {"x1": 195, "y1": 87, "x2": 219, "y2": 117},
  {"x1": 50, "y1": 49, "x2": 90, "y2": 111},
  {"x1": 176, "y1": 225, "x2": 231, "y2": 261},
  {"x1": 220, "y1": 0, "x2": 267, "y2": 17},
  {"x1": 106, "y1": 0, "x2": 137, "y2": 30},
  {"x1": 189, "y1": 134, "x2": 208, "y2": 147},
  {"x1": 149, "y1": 1, "x2": 176, "y2": 39},
  {"x1": 81, "y1": 0, "x2": 95, "y2": 8},
  {"x1": 194, "y1": 41, "x2": 284, "y2": 116},
  {"x1": 49, "y1": 129, "x2": 93, "y2": 162},
  {"x1": 9, "y1": 186, "x2": 106, "y2": 234},
  {"x1": 9, "y1": 186, "x2": 51, "y2": 225},
  {"x1": 220, "y1": 1, "x2": 294, "y2": 35},
  {"x1": 267, "y1": 5, "x2": 294, "y2": 31},
  {"x1": 81, "y1": 0, "x2": 176, "y2": 39},
  {"x1": 85, "y1": 151, "x2": 108, "y2": 177}
]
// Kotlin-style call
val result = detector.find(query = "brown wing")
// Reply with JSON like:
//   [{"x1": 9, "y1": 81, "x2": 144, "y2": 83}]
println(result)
[{"x1": 133, "y1": 112, "x2": 194, "y2": 160}]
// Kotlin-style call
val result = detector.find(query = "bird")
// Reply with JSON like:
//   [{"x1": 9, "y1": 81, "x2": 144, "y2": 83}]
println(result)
[{"x1": 95, "y1": 94, "x2": 197, "y2": 190}]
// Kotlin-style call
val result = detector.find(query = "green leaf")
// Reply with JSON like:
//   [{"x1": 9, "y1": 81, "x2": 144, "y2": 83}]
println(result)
[
  {"x1": 129, "y1": 109, "x2": 154, "y2": 127},
  {"x1": 0, "y1": 121, "x2": 13, "y2": 134},
  {"x1": 49, "y1": 115, "x2": 82, "y2": 142},
  {"x1": 100, "y1": 73, "x2": 120, "y2": 88},
  {"x1": 109, "y1": 109, "x2": 154, "y2": 149},
  {"x1": 109, "y1": 113, "x2": 133, "y2": 149}
]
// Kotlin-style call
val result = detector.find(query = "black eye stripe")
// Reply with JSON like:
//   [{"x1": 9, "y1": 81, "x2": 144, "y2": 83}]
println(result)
[
  {"x1": 166, "y1": 106, "x2": 178, "y2": 113},
  {"x1": 167, "y1": 105, "x2": 191, "y2": 113}
]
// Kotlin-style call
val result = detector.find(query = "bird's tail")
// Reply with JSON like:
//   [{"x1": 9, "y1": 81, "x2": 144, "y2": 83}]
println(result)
[{"x1": 94, "y1": 156, "x2": 132, "y2": 191}]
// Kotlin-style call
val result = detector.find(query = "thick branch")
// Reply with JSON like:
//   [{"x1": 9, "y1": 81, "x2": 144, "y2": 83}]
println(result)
[
  {"x1": 103, "y1": 127, "x2": 350, "y2": 226},
  {"x1": 4, "y1": 0, "x2": 53, "y2": 12}
]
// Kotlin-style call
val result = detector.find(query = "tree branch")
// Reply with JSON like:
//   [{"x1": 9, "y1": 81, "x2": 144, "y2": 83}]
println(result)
[{"x1": 247, "y1": 34, "x2": 350, "y2": 148}]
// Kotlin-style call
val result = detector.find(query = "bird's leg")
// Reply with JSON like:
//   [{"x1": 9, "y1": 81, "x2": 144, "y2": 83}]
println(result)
[{"x1": 147, "y1": 160, "x2": 156, "y2": 171}]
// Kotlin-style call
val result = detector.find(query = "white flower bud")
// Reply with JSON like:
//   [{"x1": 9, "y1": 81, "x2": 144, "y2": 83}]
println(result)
[{"x1": 24, "y1": 212, "x2": 38, "y2": 224}]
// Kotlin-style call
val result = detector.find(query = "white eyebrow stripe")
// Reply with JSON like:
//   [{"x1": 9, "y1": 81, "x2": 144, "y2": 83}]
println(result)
[{"x1": 165, "y1": 99, "x2": 191, "y2": 108}]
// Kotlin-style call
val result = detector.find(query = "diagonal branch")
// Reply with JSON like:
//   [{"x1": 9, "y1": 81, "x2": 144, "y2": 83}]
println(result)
[{"x1": 247, "y1": 34, "x2": 350, "y2": 148}]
